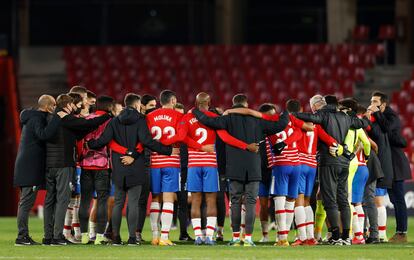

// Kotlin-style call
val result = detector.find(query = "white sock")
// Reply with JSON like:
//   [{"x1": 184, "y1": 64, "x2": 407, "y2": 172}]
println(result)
[
  {"x1": 240, "y1": 204, "x2": 246, "y2": 236},
  {"x1": 377, "y1": 206, "x2": 387, "y2": 238},
  {"x1": 304, "y1": 206, "x2": 314, "y2": 239},
  {"x1": 274, "y1": 197, "x2": 287, "y2": 240},
  {"x1": 261, "y1": 221, "x2": 269, "y2": 237},
  {"x1": 150, "y1": 202, "x2": 161, "y2": 239},
  {"x1": 228, "y1": 201, "x2": 232, "y2": 228},
  {"x1": 206, "y1": 217, "x2": 217, "y2": 239},
  {"x1": 88, "y1": 221, "x2": 96, "y2": 239},
  {"x1": 354, "y1": 205, "x2": 365, "y2": 234},
  {"x1": 63, "y1": 206, "x2": 73, "y2": 238},
  {"x1": 295, "y1": 206, "x2": 307, "y2": 241},
  {"x1": 160, "y1": 202, "x2": 174, "y2": 240},
  {"x1": 245, "y1": 233, "x2": 252, "y2": 242},
  {"x1": 352, "y1": 211, "x2": 363, "y2": 239},
  {"x1": 72, "y1": 198, "x2": 81, "y2": 238},
  {"x1": 191, "y1": 218, "x2": 202, "y2": 238},
  {"x1": 285, "y1": 200, "x2": 295, "y2": 233}
]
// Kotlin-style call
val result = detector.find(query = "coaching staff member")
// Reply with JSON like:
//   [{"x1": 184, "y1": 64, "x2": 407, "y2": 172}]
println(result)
[
  {"x1": 14, "y1": 95, "x2": 68, "y2": 246},
  {"x1": 293, "y1": 95, "x2": 369, "y2": 245}
]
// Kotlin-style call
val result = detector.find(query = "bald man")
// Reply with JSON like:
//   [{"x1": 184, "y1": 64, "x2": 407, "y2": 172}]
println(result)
[
  {"x1": 14, "y1": 95, "x2": 68, "y2": 246},
  {"x1": 168, "y1": 92, "x2": 256, "y2": 245}
]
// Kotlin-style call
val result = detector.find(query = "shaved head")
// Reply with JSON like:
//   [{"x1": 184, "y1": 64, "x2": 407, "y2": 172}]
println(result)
[
  {"x1": 195, "y1": 92, "x2": 211, "y2": 110},
  {"x1": 38, "y1": 95, "x2": 56, "y2": 113}
]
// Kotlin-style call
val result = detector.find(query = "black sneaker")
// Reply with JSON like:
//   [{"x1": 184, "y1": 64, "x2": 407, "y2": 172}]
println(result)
[
  {"x1": 179, "y1": 234, "x2": 195, "y2": 241},
  {"x1": 341, "y1": 238, "x2": 351, "y2": 246},
  {"x1": 42, "y1": 238, "x2": 52, "y2": 246},
  {"x1": 366, "y1": 237, "x2": 381, "y2": 244},
  {"x1": 328, "y1": 238, "x2": 343, "y2": 246},
  {"x1": 51, "y1": 237, "x2": 73, "y2": 246},
  {"x1": 127, "y1": 237, "x2": 140, "y2": 246},
  {"x1": 112, "y1": 236, "x2": 122, "y2": 246},
  {"x1": 136, "y1": 233, "x2": 144, "y2": 243},
  {"x1": 15, "y1": 236, "x2": 40, "y2": 246}
]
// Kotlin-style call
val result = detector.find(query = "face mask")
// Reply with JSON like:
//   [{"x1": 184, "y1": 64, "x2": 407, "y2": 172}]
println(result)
[{"x1": 89, "y1": 104, "x2": 96, "y2": 113}]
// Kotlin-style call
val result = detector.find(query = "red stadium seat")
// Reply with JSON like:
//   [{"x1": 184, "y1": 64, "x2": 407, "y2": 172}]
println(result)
[
  {"x1": 353, "y1": 25, "x2": 370, "y2": 41},
  {"x1": 378, "y1": 25, "x2": 396, "y2": 40}
]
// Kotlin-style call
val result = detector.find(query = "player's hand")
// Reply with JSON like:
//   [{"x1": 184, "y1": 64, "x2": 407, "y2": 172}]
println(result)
[
  {"x1": 120, "y1": 155, "x2": 135, "y2": 165},
  {"x1": 201, "y1": 144, "x2": 215, "y2": 153},
  {"x1": 329, "y1": 143, "x2": 344, "y2": 157},
  {"x1": 57, "y1": 111, "x2": 68, "y2": 118},
  {"x1": 63, "y1": 104, "x2": 73, "y2": 114},
  {"x1": 272, "y1": 142, "x2": 286, "y2": 155},
  {"x1": 246, "y1": 143, "x2": 259, "y2": 153},
  {"x1": 367, "y1": 105, "x2": 379, "y2": 113},
  {"x1": 171, "y1": 147, "x2": 180, "y2": 155}
]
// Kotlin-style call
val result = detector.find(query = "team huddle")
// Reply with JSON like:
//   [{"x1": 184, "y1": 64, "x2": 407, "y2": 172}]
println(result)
[{"x1": 14, "y1": 85, "x2": 407, "y2": 247}]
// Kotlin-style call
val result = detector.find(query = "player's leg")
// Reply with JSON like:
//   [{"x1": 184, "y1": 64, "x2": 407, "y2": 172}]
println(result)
[
  {"x1": 136, "y1": 171, "x2": 150, "y2": 243},
  {"x1": 286, "y1": 166, "x2": 301, "y2": 246},
  {"x1": 375, "y1": 189, "x2": 388, "y2": 242},
  {"x1": 94, "y1": 169, "x2": 110, "y2": 245},
  {"x1": 43, "y1": 169, "x2": 57, "y2": 244},
  {"x1": 78, "y1": 169, "x2": 94, "y2": 244},
  {"x1": 104, "y1": 184, "x2": 115, "y2": 240},
  {"x1": 203, "y1": 167, "x2": 219, "y2": 245},
  {"x1": 215, "y1": 177, "x2": 227, "y2": 241},
  {"x1": 188, "y1": 167, "x2": 203, "y2": 244},
  {"x1": 303, "y1": 166, "x2": 317, "y2": 245},
  {"x1": 71, "y1": 167, "x2": 82, "y2": 241},
  {"x1": 159, "y1": 167, "x2": 180, "y2": 245},
  {"x1": 149, "y1": 168, "x2": 162, "y2": 245},
  {"x1": 271, "y1": 166, "x2": 289, "y2": 246},
  {"x1": 258, "y1": 182, "x2": 269, "y2": 242},
  {"x1": 351, "y1": 166, "x2": 368, "y2": 244},
  {"x1": 337, "y1": 166, "x2": 351, "y2": 244}
]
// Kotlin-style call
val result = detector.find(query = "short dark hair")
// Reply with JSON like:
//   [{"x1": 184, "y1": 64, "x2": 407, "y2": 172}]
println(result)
[
  {"x1": 232, "y1": 94, "x2": 248, "y2": 105},
  {"x1": 339, "y1": 98, "x2": 358, "y2": 111},
  {"x1": 324, "y1": 95, "x2": 338, "y2": 105},
  {"x1": 258, "y1": 103, "x2": 276, "y2": 113},
  {"x1": 68, "y1": 92, "x2": 83, "y2": 105},
  {"x1": 69, "y1": 86, "x2": 88, "y2": 94},
  {"x1": 87, "y1": 90, "x2": 96, "y2": 99},
  {"x1": 160, "y1": 90, "x2": 176, "y2": 106},
  {"x1": 56, "y1": 94, "x2": 73, "y2": 109},
  {"x1": 124, "y1": 93, "x2": 141, "y2": 107},
  {"x1": 372, "y1": 91, "x2": 388, "y2": 103},
  {"x1": 357, "y1": 104, "x2": 367, "y2": 114},
  {"x1": 142, "y1": 94, "x2": 156, "y2": 106},
  {"x1": 286, "y1": 99, "x2": 301, "y2": 113},
  {"x1": 174, "y1": 103, "x2": 185, "y2": 110},
  {"x1": 96, "y1": 95, "x2": 114, "y2": 112}
]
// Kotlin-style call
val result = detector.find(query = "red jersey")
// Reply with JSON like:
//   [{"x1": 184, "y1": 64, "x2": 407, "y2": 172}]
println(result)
[
  {"x1": 357, "y1": 150, "x2": 366, "y2": 166},
  {"x1": 298, "y1": 124, "x2": 337, "y2": 168},
  {"x1": 146, "y1": 108, "x2": 183, "y2": 168},
  {"x1": 180, "y1": 111, "x2": 218, "y2": 168},
  {"x1": 265, "y1": 136, "x2": 275, "y2": 168}
]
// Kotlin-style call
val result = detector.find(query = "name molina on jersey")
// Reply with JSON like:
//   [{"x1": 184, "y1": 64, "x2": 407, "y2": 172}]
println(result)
[{"x1": 154, "y1": 115, "x2": 172, "y2": 122}]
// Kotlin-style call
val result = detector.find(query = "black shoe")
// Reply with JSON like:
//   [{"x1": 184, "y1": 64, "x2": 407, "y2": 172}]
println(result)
[
  {"x1": 51, "y1": 237, "x2": 73, "y2": 246},
  {"x1": 328, "y1": 238, "x2": 343, "y2": 246},
  {"x1": 136, "y1": 233, "x2": 144, "y2": 243},
  {"x1": 112, "y1": 236, "x2": 122, "y2": 246},
  {"x1": 179, "y1": 234, "x2": 195, "y2": 241},
  {"x1": 42, "y1": 238, "x2": 52, "y2": 246},
  {"x1": 127, "y1": 237, "x2": 140, "y2": 246},
  {"x1": 366, "y1": 237, "x2": 381, "y2": 244},
  {"x1": 15, "y1": 236, "x2": 40, "y2": 246},
  {"x1": 216, "y1": 235, "x2": 224, "y2": 242}
]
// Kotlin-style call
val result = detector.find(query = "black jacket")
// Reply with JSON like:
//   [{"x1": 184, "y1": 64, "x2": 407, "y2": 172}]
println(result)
[
  {"x1": 215, "y1": 134, "x2": 227, "y2": 176},
  {"x1": 46, "y1": 111, "x2": 111, "y2": 168},
  {"x1": 367, "y1": 152, "x2": 385, "y2": 184},
  {"x1": 294, "y1": 104, "x2": 369, "y2": 167},
  {"x1": 382, "y1": 107, "x2": 412, "y2": 181},
  {"x1": 88, "y1": 107, "x2": 172, "y2": 189},
  {"x1": 367, "y1": 111, "x2": 393, "y2": 188},
  {"x1": 14, "y1": 109, "x2": 61, "y2": 187},
  {"x1": 193, "y1": 108, "x2": 289, "y2": 182}
]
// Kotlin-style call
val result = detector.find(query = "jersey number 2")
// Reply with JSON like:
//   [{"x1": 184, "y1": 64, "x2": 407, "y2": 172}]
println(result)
[{"x1": 151, "y1": 126, "x2": 175, "y2": 140}]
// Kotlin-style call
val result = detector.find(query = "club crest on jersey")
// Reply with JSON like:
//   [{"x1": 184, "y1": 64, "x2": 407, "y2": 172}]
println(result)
[{"x1": 154, "y1": 115, "x2": 172, "y2": 122}]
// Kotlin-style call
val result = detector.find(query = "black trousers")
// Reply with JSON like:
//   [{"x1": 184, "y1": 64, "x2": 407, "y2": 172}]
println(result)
[
  {"x1": 318, "y1": 165, "x2": 350, "y2": 233},
  {"x1": 17, "y1": 186, "x2": 38, "y2": 239},
  {"x1": 216, "y1": 176, "x2": 228, "y2": 227},
  {"x1": 78, "y1": 169, "x2": 110, "y2": 234},
  {"x1": 177, "y1": 169, "x2": 189, "y2": 236},
  {"x1": 388, "y1": 180, "x2": 408, "y2": 233},
  {"x1": 136, "y1": 172, "x2": 150, "y2": 233},
  {"x1": 363, "y1": 180, "x2": 378, "y2": 238},
  {"x1": 44, "y1": 167, "x2": 73, "y2": 240}
]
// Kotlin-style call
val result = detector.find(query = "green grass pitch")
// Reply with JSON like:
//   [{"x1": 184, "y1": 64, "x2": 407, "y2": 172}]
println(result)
[{"x1": 0, "y1": 217, "x2": 413, "y2": 259}]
